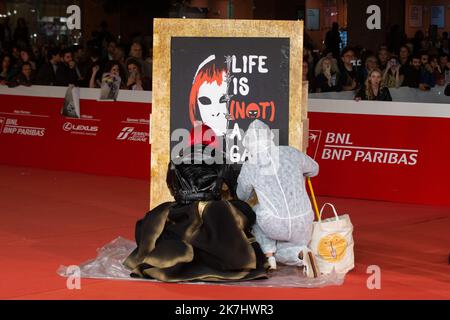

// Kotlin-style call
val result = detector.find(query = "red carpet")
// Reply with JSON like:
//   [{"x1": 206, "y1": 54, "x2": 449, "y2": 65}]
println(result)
[{"x1": 0, "y1": 165, "x2": 448, "y2": 300}]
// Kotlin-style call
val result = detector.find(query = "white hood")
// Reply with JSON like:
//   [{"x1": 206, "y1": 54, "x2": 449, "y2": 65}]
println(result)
[{"x1": 242, "y1": 119, "x2": 275, "y2": 158}]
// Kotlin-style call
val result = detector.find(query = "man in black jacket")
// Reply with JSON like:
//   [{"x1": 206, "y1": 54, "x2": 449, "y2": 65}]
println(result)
[
  {"x1": 402, "y1": 54, "x2": 431, "y2": 90},
  {"x1": 445, "y1": 83, "x2": 450, "y2": 96},
  {"x1": 36, "y1": 48, "x2": 60, "y2": 86},
  {"x1": 325, "y1": 22, "x2": 341, "y2": 59},
  {"x1": 55, "y1": 49, "x2": 79, "y2": 87}
]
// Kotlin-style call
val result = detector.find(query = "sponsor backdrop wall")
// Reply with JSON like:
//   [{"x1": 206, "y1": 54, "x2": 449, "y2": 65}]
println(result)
[
  {"x1": 1, "y1": 86, "x2": 450, "y2": 206},
  {"x1": 0, "y1": 87, "x2": 150, "y2": 179},
  {"x1": 307, "y1": 98, "x2": 450, "y2": 206}
]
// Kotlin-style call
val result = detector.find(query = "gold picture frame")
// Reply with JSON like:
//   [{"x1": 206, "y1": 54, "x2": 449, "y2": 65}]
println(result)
[{"x1": 150, "y1": 18, "x2": 307, "y2": 209}]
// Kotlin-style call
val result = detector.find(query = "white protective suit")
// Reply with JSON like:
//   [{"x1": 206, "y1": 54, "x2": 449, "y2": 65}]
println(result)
[{"x1": 236, "y1": 120, "x2": 319, "y2": 266}]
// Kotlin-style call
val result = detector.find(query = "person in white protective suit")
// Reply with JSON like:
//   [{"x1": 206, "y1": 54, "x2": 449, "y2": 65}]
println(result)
[{"x1": 236, "y1": 119, "x2": 320, "y2": 278}]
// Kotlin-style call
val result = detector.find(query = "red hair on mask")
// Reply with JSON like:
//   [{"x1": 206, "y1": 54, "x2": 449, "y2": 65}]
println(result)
[{"x1": 189, "y1": 62, "x2": 227, "y2": 126}]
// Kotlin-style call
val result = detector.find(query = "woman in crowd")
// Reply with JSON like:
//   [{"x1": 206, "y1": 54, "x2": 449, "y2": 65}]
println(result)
[
  {"x1": 315, "y1": 56, "x2": 340, "y2": 92},
  {"x1": 355, "y1": 68, "x2": 392, "y2": 101},
  {"x1": 126, "y1": 58, "x2": 150, "y2": 91},
  {"x1": 90, "y1": 60, "x2": 126, "y2": 89},
  {"x1": 382, "y1": 57, "x2": 403, "y2": 88},
  {"x1": 15, "y1": 61, "x2": 35, "y2": 86}
]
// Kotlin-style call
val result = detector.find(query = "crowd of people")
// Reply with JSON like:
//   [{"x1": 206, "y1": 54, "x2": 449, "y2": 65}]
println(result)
[
  {"x1": 303, "y1": 23, "x2": 450, "y2": 101},
  {"x1": 2, "y1": 18, "x2": 450, "y2": 99},
  {"x1": 0, "y1": 18, "x2": 152, "y2": 91}
]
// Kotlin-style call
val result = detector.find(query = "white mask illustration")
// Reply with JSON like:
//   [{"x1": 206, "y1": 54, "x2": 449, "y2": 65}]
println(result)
[{"x1": 197, "y1": 71, "x2": 229, "y2": 137}]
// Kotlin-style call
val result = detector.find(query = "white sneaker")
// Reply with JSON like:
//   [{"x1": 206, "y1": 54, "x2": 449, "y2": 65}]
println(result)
[
  {"x1": 267, "y1": 256, "x2": 277, "y2": 270},
  {"x1": 299, "y1": 248, "x2": 320, "y2": 278}
]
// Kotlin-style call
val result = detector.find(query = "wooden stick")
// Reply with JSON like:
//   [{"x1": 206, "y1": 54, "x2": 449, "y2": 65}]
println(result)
[{"x1": 307, "y1": 177, "x2": 321, "y2": 221}]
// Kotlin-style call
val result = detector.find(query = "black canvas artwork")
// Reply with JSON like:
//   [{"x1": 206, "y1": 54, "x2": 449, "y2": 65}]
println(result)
[{"x1": 170, "y1": 37, "x2": 290, "y2": 163}]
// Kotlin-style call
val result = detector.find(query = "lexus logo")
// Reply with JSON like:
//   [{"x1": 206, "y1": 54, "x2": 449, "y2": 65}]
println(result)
[
  {"x1": 63, "y1": 122, "x2": 73, "y2": 131},
  {"x1": 63, "y1": 122, "x2": 99, "y2": 132}
]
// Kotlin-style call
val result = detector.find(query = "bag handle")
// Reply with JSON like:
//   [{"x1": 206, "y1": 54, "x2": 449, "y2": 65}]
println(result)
[{"x1": 319, "y1": 203, "x2": 340, "y2": 222}]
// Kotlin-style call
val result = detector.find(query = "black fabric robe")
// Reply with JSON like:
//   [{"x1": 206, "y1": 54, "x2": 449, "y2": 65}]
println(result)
[{"x1": 123, "y1": 199, "x2": 268, "y2": 282}]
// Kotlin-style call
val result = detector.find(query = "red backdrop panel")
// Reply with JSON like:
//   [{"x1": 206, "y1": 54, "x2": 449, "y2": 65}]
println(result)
[
  {"x1": 307, "y1": 112, "x2": 450, "y2": 206},
  {"x1": 0, "y1": 94, "x2": 150, "y2": 179}
]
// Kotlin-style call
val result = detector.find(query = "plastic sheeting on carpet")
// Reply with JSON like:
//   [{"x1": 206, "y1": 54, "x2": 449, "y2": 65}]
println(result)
[{"x1": 58, "y1": 237, "x2": 345, "y2": 288}]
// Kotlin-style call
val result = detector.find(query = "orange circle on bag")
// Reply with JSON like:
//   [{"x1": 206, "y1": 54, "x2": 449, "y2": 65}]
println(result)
[{"x1": 317, "y1": 233, "x2": 347, "y2": 262}]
